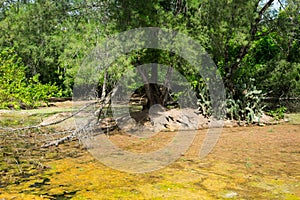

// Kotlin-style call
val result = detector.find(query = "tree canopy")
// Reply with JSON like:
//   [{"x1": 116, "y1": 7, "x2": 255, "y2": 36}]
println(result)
[{"x1": 0, "y1": 0, "x2": 299, "y2": 115}]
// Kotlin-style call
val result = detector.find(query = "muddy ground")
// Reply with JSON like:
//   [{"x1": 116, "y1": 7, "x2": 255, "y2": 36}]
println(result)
[{"x1": 0, "y1": 102, "x2": 299, "y2": 199}]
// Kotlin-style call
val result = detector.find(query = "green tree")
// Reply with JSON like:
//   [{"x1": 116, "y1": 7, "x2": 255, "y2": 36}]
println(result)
[
  {"x1": 0, "y1": 0, "x2": 72, "y2": 86},
  {"x1": 0, "y1": 48, "x2": 58, "y2": 109},
  {"x1": 241, "y1": 0, "x2": 300, "y2": 98}
]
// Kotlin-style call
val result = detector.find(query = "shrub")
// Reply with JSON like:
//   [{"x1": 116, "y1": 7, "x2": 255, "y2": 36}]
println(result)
[
  {"x1": 226, "y1": 79, "x2": 266, "y2": 123},
  {"x1": 0, "y1": 48, "x2": 58, "y2": 109},
  {"x1": 197, "y1": 79, "x2": 266, "y2": 123},
  {"x1": 267, "y1": 106, "x2": 287, "y2": 121},
  {"x1": 197, "y1": 86, "x2": 212, "y2": 117}
]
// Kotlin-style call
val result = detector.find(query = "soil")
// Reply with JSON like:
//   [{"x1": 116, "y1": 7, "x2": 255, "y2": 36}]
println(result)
[{"x1": 0, "y1": 101, "x2": 299, "y2": 199}]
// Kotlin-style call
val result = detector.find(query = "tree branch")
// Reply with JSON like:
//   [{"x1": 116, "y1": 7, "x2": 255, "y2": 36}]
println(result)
[
  {"x1": 0, "y1": 101, "x2": 97, "y2": 132},
  {"x1": 231, "y1": 0, "x2": 275, "y2": 74},
  {"x1": 42, "y1": 89, "x2": 115, "y2": 148}
]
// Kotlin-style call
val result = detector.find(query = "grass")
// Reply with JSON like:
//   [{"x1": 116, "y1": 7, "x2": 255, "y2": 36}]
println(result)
[{"x1": 286, "y1": 113, "x2": 300, "y2": 125}]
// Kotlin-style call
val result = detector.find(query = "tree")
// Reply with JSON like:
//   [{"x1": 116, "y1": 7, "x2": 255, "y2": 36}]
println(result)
[
  {"x1": 0, "y1": 0, "x2": 298, "y2": 114},
  {"x1": 0, "y1": 48, "x2": 58, "y2": 109},
  {"x1": 238, "y1": 0, "x2": 300, "y2": 98},
  {"x1": 0, "y1": 0, "x2": 74, "y2": 89}
]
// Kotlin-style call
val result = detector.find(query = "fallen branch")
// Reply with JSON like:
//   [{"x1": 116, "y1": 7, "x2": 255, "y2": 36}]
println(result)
[
  {"x1": 41, "y1": 88, "x2": 117, "y2": 148},
  {"x1": 0, "y1": 101, "x2": 99, "y2": 132},
  {"x1": 41, "y1": 129, "x2": 79, "y2": 148}
]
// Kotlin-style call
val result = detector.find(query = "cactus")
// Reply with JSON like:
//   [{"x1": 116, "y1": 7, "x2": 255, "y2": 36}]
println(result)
[{"x1": 197, "y1": 79, "x2": 266, "y2": 123}]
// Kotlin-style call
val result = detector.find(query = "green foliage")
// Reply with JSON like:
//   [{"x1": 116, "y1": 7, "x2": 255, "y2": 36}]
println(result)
[
  {"x1": 0, "y1": 48, "x2": 58, "y2": 109},
  {"x1": 0, "y1": 1, "x2": 66, "y2": 85},
  {"x1": 197, "y1": 86, "x2": 212, "y2": 117},
  {"x1": 196, "y1": 79, "x2": 266, "y2": 123},
  {"x1": 264, "y1": 60, "x2": 300, "y2": 97},
  {"x1": 267, "y1": 106, "x2": 287, "y2": 120},
  {"x1": 226, "y1": 79, "x2": 266, "y2": 123},
  {"x1": 0, "y1": 0, "x2": 299, "y2": 116}
]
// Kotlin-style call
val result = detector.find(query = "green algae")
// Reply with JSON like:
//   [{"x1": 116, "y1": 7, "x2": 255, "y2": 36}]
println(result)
[{"x1": 0, "y1": 109, "x2": 299, "y2": 199}]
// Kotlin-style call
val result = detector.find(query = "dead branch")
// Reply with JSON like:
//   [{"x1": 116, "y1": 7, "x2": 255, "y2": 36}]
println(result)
[
  {"x1": 41, "y1": 86, "x2": 117, "y2": 148},
  {"x1": 0, "y1": 68, "x2": 117, "y2": 148},
  {"x1": 0, "y1": 101, "x2": 98, "y2": 132},
  {"x1": 40, "y1": 127, "x2": 80, "y2": 148}
]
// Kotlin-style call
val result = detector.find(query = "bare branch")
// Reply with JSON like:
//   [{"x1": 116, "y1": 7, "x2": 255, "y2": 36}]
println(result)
[
  {"x1": 41, "y1": 126, "x2": 81, "y2": 148},
  {"x1": 0, "y1": 101, "x2": 97, "y2": 132},
  {"x1": 42, "y1": 87, "x2": 118, "y2": 148},
  {"x1": 278, "y1": 0, "x2": 286, "y2": 10}
]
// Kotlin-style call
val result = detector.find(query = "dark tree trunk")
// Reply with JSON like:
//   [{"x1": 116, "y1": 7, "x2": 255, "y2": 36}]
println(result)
[{"x1": 143, "y1": 83, "x2": 165, "y2": 110}]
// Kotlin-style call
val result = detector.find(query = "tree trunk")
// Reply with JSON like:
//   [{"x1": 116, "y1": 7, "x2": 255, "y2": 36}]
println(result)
[{"x1": 224, "y1": 0, "x2": 275, "y2": 95}]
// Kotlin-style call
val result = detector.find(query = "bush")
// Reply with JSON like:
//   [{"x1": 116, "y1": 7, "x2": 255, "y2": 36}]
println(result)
[
  {"x1": 0, "y1": 48, "x2": 58, "y2": 109},
  {"x1": 226, "y1": 78, "x2": 266, "y2": 123},
  {"x1": 267, "y1": 106, "x2": 287, "y2": 121},
  {"x1": 197, "y1": 86, "x2": 212, "y2": 118},
  {"x1": 197, "y1": 79, "x2": 265, "y2": 123}
]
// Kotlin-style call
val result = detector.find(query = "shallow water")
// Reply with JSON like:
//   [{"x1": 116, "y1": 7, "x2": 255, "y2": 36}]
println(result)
[{"x1": 0, "y1": 123, "x2": 299, "y2": 199}]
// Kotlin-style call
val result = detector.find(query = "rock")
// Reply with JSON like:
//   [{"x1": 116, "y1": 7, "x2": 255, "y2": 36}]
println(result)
[
  {"x1": 223, "y1": 191, "x2": 238, "y2": 198},
  {"x1": 149, "y1": 108, "x2": 203, "y2": 131},
  {"x1": 39, "y1": 112, "x2": 76, "y2": 130},
  {"x1": 254, "y1": 113, "x2": 289, "y2": 125},
  {"x1": 223, "y1": 120, "x2": 238, "y2": 128},
  {"x1": 115, "y1": 107, "x2": 206, "y2": 133},
  {"x1": 116, "y1": 116, "x2": 135, "y2": 130},
  {"x1": 39, "y1": 113, "x2": 70, "y2": 126}
]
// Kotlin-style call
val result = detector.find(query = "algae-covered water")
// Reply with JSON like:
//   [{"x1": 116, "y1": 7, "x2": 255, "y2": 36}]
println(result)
[{"x1": 0, "y1": 106, "x2": 299, "y2": 199}]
